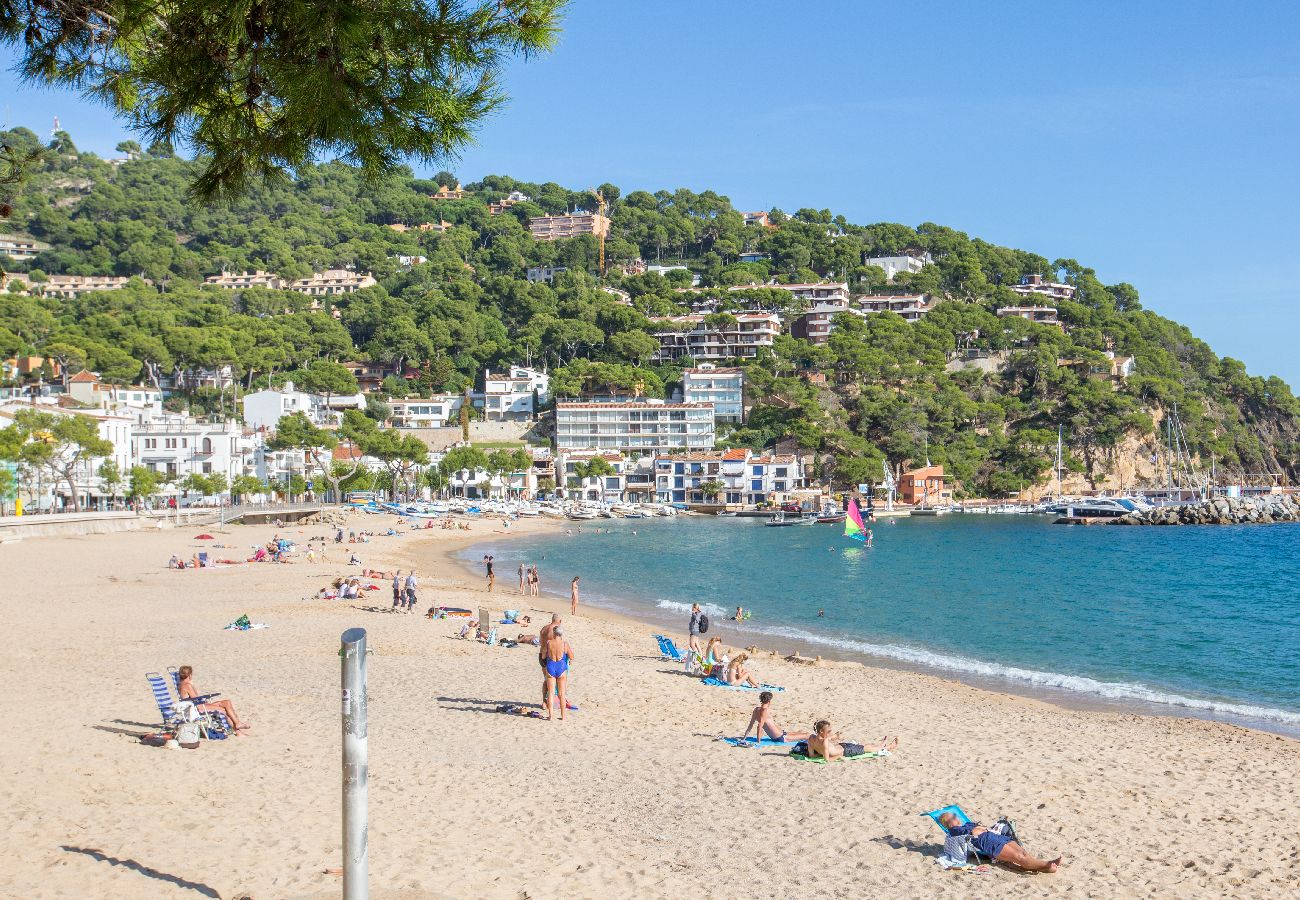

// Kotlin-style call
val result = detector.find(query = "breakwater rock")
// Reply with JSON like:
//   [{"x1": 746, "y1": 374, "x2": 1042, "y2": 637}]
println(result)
[{"x1": 1114, "y1": 495, "x2": 1300, "y2": 526}]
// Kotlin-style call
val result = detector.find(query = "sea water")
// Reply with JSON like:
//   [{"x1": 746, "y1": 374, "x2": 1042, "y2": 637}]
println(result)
[{"x1": 466, "y1": 515, "x2": 1300, "y2": 735}]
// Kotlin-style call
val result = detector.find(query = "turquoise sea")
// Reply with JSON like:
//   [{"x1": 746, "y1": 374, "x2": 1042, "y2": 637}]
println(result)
[{"x1": 464, "y1": 515, "x2": 1300, "y2": 735}]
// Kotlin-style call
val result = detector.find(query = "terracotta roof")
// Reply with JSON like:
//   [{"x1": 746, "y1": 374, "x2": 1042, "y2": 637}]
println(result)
[
  {"x1": 722, "y1": 449, "x2": 748, "y2": 461},
  {"x1": 68, "y1": 370, "x2": 100, "y2": 384}
]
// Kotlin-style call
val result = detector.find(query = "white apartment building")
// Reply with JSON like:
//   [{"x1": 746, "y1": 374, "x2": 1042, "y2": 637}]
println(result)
[
  {"x1": 134, "y1": 417, "x2": 249, "y2": 482},
  {"x1": 862, "y1": 251, "x2": 933, "y2": 281},
  {"x1": 1010, "y1": 274, "x2": 1076, "y2": 303},
  {"x1": 857, "y1": 293, "x2": 934, "y2": 322},
  {"x1": 681, "y1": 365, "x2": 745, "y2": 423},
  {"x1": 555, "y1": 400, "x2": 716, "y2": 453},
  {"x1": 482, "y1": 366, "x2": 549, "y2": 420},
  {"x1": 388, "y1": 395, "x2": 464, "y2": 429},
  {"x1": 997, "y1": 306, "x2": 1063, "y2": 328},
  {"x1": 65, "y1": 370, "x2": 164, "y2": 422},
  {"x1": 557, "y1": 450, "x2": 627, "y2": 501},
  {"x1": 651, "y1": 312, "x2": 781, "y2": 363},
  {"x1": 653, "y1": 449, "x2": 803, "y2": 507},
  {"x1": 765, "y1": 282, "x2": 850, "y2": 306},
  {"x1": 0, "y1": 233, "x2": 51, "y2": 259},
  {"x1": 0, "y1": 403, "x2": 132, "y2": 511},
  {"x1": 241, "y1": 381, "x2": 366, "y2": 431}
]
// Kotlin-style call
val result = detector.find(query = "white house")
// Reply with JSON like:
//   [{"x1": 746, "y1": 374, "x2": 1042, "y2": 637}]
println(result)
[
  {"x1": 857, "y1": 294, "x2": 934, "y2": 322},
  {"x1": 388, "y1": 395, "x2": 465, "y2": 429},
  {"x1": 557, "y1": 450, "x2": 627, "y2": 501},
  {"x1": 1010, "y1": 274, "x2": 1076, "y2": 303},
  {"x1": 526, "y1": 265, "x2": 568, "y2": 283},
  {"x1": 555, "y1": 400, "x2": 716, "y2": 453},
  {"x1": 482, "y1": 365, "x2": 549, "y2": 420},
  {"x1": 645, "y1": 264, "x2": 701, "y2": 286},
  {"x1": 241, "y1": 381, "x2": 365, "y2": 431},
  {"x1": 65, "y1": 370, "x2": 165, "y2": 422},
  {"x1": 681, "y1": 365, "x2": 745, "y2": 423},
  {"x1": 133, "y1": 416, "x2": 249, "y2": 485},
  {"x1": 653, "y1": 448, "x2": 802, "y2": 507},
  {"x1": 862, "y1": 251, "x2": 933, "y2": 281},
  {"x1": 0, "y1": 402, "x2": 133, "y2": 511}
]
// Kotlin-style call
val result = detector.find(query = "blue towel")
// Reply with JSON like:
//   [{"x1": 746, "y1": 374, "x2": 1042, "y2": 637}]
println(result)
[
  {"x1": 719, "y1": 735, "x2": 791, "y2": 746},
  {"x1": 701, "y1": 677, "x2": 784, "y2": 692}
]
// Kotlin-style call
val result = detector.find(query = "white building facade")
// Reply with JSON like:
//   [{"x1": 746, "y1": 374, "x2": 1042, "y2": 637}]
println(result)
[
  {"x1": 681, "y1": 365, "x2": 745, "y2": 423},
  {"x1": 555, "y1": 401, "x2": 716, "y2": 453}
]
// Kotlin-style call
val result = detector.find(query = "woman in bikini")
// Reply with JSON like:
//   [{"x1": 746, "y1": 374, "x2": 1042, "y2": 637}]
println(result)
[{"x1": 177, "y1": 665, "x2": 249, "y2": 733}]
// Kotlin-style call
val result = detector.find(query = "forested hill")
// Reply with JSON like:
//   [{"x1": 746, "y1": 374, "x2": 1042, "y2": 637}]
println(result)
[{"x1": 2, "y1": 126, "x2": 1298, "y2": 494}]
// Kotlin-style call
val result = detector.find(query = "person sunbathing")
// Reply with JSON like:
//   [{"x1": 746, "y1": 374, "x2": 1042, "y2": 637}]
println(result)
[
  {"x1": 805, "y1": 720, "x2": 899, "y2": 760},
  {"x1": 742, "y1": 691, "x2": 809, "y2": 743},
  {"x1": 724, "y1": 652, "x2": 761, "y2": 688},
  {"x1": 938, "y1": 812, "x2": 1062, "y2": 873},
  {"x1": 177, "y1": 665, "x2": 249, "y2": 733}
]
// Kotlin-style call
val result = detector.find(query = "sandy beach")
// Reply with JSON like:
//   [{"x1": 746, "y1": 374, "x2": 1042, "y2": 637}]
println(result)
[{"x1": 1, "y1": 513, "x2": 1297, "y2": 899}]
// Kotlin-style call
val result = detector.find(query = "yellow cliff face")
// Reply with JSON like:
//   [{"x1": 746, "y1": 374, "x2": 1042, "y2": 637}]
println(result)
[{"x1": 1019, "y1": 429, "x2": 1169, "y2": 500}]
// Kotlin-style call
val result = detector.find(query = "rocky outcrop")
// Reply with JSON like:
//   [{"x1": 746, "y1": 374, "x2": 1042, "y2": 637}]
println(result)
[{"x1": 1113, "y1": 494, "x2": 1300, "y2": 526}]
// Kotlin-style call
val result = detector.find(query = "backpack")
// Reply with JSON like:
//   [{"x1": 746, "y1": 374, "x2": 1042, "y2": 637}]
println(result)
[{"x1": 698, "y1": 614, "x2": 709, "y2": 634}]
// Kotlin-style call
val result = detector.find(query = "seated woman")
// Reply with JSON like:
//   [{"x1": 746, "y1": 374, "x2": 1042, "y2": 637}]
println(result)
[
  {"x1": 177, "y1": 665, "x2": 249, "y2": 733},
  {"x1": 703, "y1": 636, "x2": 728, "y2": 677},
  {"x1": 724, "y1": 652, "x2": 761, "y2": 688}
]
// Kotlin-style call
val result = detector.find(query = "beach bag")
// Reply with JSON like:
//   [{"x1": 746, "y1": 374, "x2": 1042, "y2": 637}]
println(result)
[{"x1": 698, "y1": 614, "x2": 709, "y2": 634}]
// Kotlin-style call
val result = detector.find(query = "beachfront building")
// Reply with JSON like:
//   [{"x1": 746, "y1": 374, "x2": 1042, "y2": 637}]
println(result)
[
  {"x1": 744, "y1": 453, "x2": 803, "y2": 505},
  {"x1": 862, "y1": 251, "x2": 933, "y2": 281},
  {"x1": 680, "y1": 365, "x2": 745, "y2": 423},
  {"x1": 0, "y1": 233, "x2": 51, "y2": 259},
  {"x1": 652, "y1": 448, "x2": 803, "y2": 507},
  {"x1": 482, "y1": 366, "x2": 549, "y2": 421},
  {"x1": 65, "y1": 370, "x2": 165, "y2": 422},
  {"x1": 241, "y1": 381, "x2": 366, "y2": 431},
  {"x1": 558, "y1": 450, "x2": 627, "y2": 502},
  {"x1": 650, "y1": 312, "x2": 781, "y2": 363},
  {"x1": 528, "y1": 212, "x2": 611, "y2": 241},
  {"x1": 899, "y1": 465, "x2": 953, "y2": 506},
  {"x1": 133, "y1": 416, "x2": 248, "y2": 484},
  {"x1": 555, "y1": 400, "x2": 716, "y2": 453},
  {"x1": 0, "y1": 403, "x2": 133, "y2": 511},
  {"x1": 39, "y1": 275, "x2": 141, "y2": 298},
  {"x1": 1010, "y1": 274, "x2": 1076, "y2": 303},
  {"x1": 857, "y1": 293, "x2": 934, "y2": 322},
  {"x1": 387, "y1": 395, "x2": 464, "y2": 429},
  {"x1": 997, "y1": 305, "x2": 1063, "y2": 328}
]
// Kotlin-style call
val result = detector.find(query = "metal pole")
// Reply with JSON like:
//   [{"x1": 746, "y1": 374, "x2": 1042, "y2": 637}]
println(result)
[{"x1": 340, "y1": 627, "x2": 369, "y2": 899}]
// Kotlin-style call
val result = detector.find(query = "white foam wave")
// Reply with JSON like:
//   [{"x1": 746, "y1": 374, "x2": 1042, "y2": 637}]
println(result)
[
  {"x1": 654, "y1": 598, "x2": 730, "y2": 618},
  {"x1": 747, "y1": 624, "x2": 1300, "y2": 727}
]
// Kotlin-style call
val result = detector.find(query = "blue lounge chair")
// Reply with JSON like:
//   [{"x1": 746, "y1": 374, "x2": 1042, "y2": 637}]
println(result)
[
  {"x1": 146, "y1": 672, "x2": 185, "y2": 729},
  {"x1": 654, "y1": 635, "x2": 685, "y2": 662},
  {"x1": 922, "y1": 805, "x2": 994, "y2": 866}
]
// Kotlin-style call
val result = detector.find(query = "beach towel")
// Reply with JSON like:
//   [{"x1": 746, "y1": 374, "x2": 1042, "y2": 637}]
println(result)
[
  {"x1": 701, "y1": 677, "x2": 784, "y2": 692},
  {"x1": 719, "y1": 736, "x2": 792, "y2": 747},
  {"x1": 224, "y1": 615, "x2": 269, "y2": 631},
  {"x1": 788, "y1": 740, "x2": 885, "y2": 763}
]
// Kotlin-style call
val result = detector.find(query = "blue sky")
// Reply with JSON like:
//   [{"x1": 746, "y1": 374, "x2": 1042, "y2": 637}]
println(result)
[{"x1": 3, "y1": 1, "x2": 1299, "y2": 386}]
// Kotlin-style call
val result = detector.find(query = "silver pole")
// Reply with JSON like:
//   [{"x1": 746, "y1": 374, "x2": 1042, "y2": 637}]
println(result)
[{"x1": 340, "y1": 627, "x2": 369, "y2": 899}]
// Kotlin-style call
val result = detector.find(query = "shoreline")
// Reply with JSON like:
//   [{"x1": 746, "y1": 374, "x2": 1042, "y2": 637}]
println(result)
[
  {"x1": 3, "y1": 512, "x2": 1299, "y2": 898},
  {"x1": 456, "y1": 519, "x2": 1300, "y2": 740}
]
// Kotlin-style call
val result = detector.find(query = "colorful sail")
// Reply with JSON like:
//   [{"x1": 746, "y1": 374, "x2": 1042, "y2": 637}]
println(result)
[{"x1": 845, "y1": 497, "x2": 867, "y2": 542}]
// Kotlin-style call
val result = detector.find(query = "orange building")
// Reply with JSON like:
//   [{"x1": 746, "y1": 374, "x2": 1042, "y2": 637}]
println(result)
[{"x1": 900, "y1": 465, "x2": 952, "y2": 506}]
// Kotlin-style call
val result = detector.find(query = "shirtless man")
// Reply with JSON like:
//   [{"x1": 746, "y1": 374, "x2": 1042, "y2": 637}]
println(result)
[
  {"x1": 938, "y1": 812, "x2": 1062, "y2": 873},
  {"x1": 805, "y1": 720, "x2": 899, "y2": 761},
  {"x1": 741, "y1": 691, "x2": 809, "y2": 744},
  {"x1": 542, "y1": 626, "x2": 574, "y2": 721}
]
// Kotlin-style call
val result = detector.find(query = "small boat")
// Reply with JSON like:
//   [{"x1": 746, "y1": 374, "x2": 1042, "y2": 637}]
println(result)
[
  {"x1": 567, "y1": 509, "x2": 598, "y2": 520},
  {"x1": 764, "y1": 512, "x2": 802, "y2": 527},
  {"x1": 716, "y1": 510, "x2": 738, "y2": 517}
]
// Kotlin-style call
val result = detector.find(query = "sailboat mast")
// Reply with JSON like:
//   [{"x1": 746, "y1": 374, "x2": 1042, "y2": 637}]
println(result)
[{"x1": 1056, "y1": 424, "x2": 1063, "y2": 499}]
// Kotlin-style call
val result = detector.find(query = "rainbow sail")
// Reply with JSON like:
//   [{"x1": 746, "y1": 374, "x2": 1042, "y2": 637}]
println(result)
[{"x1": 845, "y1": 497, "x2": 867, "y2": 542}]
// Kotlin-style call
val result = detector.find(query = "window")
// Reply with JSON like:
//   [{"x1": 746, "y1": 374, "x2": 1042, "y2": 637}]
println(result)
[{"x1": 750, "y1": 479, "x2": 763, "y2": 491}]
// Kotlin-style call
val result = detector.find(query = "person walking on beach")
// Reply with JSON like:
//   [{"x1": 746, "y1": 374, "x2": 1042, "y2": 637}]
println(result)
[
  {"x1": 529, "y1": 564, "x2": 540, "y2": 597},
  {"x1": 688, "y1": 603, "x2": 703, "y2": 654},
  {"x1": 518, "y1": 562, "x2": 526, "y2": 595},
  {"x1": 570, "y1": 576, "x2": 580, "y2": 615},
  {"x1": 392, "y1": 570, "x2": 403, "y2": 610},
  {"x1": 404, "y1": 570, "x2": 418, "y2": 611},
  {"x1": 484, "y1": 555, "x2": 495, "y2": 592},
  {"x1": 542, "y1": 626, "x2": 574, "y2": 721}
]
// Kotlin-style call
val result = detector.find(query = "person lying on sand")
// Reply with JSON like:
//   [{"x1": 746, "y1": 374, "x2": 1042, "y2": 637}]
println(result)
[
  {"x1": 742, "y1": 691, "x2": 809, "y2": 743},
  {"x1": 938, "y1": 812, "x2": 1062, "y2": 873},
  {"x1": 805, "y1": 720, "x2": 899, "y2": 761},
  {"x1": 724, "y1": 652, "x2": 761, "y2": 688},
  {"x1": 177, "y1": 665, "x2": 249, "y2": 734}
]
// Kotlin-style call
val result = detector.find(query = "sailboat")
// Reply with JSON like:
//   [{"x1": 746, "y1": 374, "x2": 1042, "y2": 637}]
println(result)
[{"x1": 844, "y1": 497, "x2": 868, "y2": 542}]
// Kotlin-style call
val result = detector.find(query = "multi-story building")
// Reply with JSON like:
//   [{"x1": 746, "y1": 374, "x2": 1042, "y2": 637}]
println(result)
[
  {"x1": 387, "y1": 395, "x2": 464, "y2": 429},
  {"x1": 526, "y1": 265, "x2": 568, "y2": 283},
  {"x1": 768, "y1": 282, "x2": 850, "y2": 307},
  {"x1": 241, "y1": 381, "x2": 366, "y2": 430},
  {"x1": 558, "y1": 450, "x2": 627, "y2": 501},
  {"x1": 432, "y1": 183, "x2": 468, "y2": 200},
  {"x1": 555, "y1": 400, "x2": 715, "y2": 453},
  {"x1": 743, "y1": 453, "x2": 802, "y2": 505},
  {"x1": 997, "y1": 306, "x2": 1063, "y2": 328},
  {"x1": 792, "y1": 298, "x2": 860, "y2": 344},
  {"x1": 0, "y1": 233, "x2": 51, "y2": 259},
  {"x1": 39, "y1": 275, "x2": 141, "y2": 298},
  {"x1": 899, "y1": 464, "x2": 952, "y2": 506},
  {"x1": 862, "y1": 251, "x2": 933, "y2": 281},
  {"x1": 652, "y1": 448, "x2": 803, "y2": 507},
  {"x1": 342, "y1": 361, "x2": 396, "y2": 394},
  {"x1": 65, "y1": 370, "x2": 164, "y2": 422},
  {"x1": 742, "y1": 211, "x2": 771, "y2": 228},
  {"x1": 681, "y1": 365, "x2": 745, "y2": 423},
  {"x1": 528, "y1": 212, "x2": 611, "y2": 241},
  {"x1": 2, "y1": 355, "x2": 63, "y2": 382},
  {"x1": 0, "y1": 402, "x2": 133, "y2": 511},
  {"x1": 482, "y1": 365, "x2": 549, "y2": 420},
  {"x1": 287, "y1": 269, "x2": 377, "y2": 296},
  {"x1": 133, "y1": 416, "x2": 248, "y2": 483},
  {"x1": 857, "y1": 293, "x2": 934, "y2": 322},
  {"x1": 1010, "y1": 274, "x2": 1076, "y2": 303},
  {"x1": 651, "y1": 312, "x2": 781, "y2": 363},
  {"x1": 204, "y1": 270, "x2": 286, "y2": 290}
]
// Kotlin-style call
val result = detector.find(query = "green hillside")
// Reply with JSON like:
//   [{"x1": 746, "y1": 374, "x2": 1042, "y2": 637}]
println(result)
[{"x1": 2, "y1": 126, "x2": 1297, "y2": 494}]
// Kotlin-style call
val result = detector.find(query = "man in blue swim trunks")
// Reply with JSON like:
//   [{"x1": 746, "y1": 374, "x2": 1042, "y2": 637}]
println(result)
[
  {"x1": 938, "y1": 812, "x2": 1062, "y2": 872},
  {"x1": 542, "y1": 626, "x2": 574, "y2": 721}
]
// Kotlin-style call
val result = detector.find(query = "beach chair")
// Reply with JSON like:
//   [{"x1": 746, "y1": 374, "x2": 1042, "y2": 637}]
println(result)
[
  {"x1": 146, "y1": 672, "x2": 185, "y2": 729},
  {"x1": 166, "y1": 667, "x2": 230, "y2": 739},
  {"x1": 654, "y1": 635, "x2": 685, "y2": 662},
  {"x1": 922, "y1": 805, "x2": 1016, "y2": 866}
]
